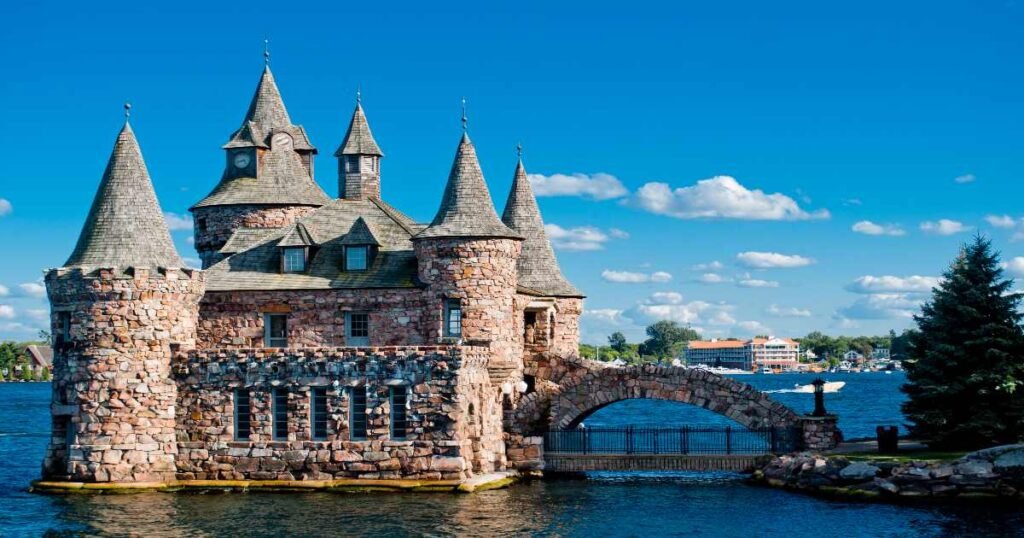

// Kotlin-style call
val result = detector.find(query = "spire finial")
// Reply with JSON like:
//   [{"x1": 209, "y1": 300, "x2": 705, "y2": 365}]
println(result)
[
  {"x1": 516, "y1": 141, "x2": 523, "y2": 159},
  {"x1": 264, "y1": 38, "x2": 270, "y2": 66},
  {"x1": 123, "y1": 102, "x2": 132, "y2": 124},
  {"x1": 356, "y1": 85, "x2": 361, "y2": 105},
  {"x1": 461, "y1": 97, "x2": 468, "y2": 133}
]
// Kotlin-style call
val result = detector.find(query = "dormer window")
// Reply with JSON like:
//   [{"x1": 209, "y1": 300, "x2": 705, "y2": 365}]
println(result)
[
  {"x1": 281, "y1": 247, "x2": 307, "y2": 273},
  {"x1": 345, "y1": 245, "x2": 370, "y2": 271}
]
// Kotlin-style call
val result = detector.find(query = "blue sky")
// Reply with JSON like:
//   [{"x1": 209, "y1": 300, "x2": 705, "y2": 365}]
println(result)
[{"x1": 1, "y1": 0, "x2": 1023, "y2": 343}]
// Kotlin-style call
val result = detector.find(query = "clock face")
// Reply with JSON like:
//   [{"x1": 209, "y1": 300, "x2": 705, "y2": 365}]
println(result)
[
  {"x1": 272, "y1": 132, "x2": 293, "y2": 150},
  {"x1": 233, "y1": 152, "x2": 251, "y2": 169}
]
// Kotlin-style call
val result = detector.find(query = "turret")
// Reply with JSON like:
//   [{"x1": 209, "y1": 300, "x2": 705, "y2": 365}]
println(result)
[
  {"x1": 501, "y1": 151, "x2": 584, "y2": 357},
  {"x1": 190, "y1": 56, "x2": 329, "y2": 268},
  {"x1": 413, "y1": 127, "x2": 523, "y2": 367},
  {"x1": 335, "y1": 93, "x2": 384, "y2": 200},
  {"x1": 43, "y1": 109, "x2": 204, "y2": 483}
]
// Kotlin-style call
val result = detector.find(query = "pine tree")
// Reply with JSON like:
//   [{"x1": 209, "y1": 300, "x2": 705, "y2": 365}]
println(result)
[{"x1": 902, "y1": 236, "x2": 1024, "y2": 449}]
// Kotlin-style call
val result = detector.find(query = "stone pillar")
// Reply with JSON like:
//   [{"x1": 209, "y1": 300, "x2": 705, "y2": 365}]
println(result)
[
  {"x1": 43, "y1": 266, "x2": 205, "y2": 483},
  {"x1": 798, "y1": 415, "x2": 840, "y2": 452}
]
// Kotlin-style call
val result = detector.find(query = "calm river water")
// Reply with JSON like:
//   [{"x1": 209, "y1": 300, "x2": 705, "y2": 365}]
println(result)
[{"x1": 2, "y1": 373, "x2": 1023, "y2": 537}]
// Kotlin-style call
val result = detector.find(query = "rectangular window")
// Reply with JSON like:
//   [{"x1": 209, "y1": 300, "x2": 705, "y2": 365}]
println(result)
[
  {"x1": 234, "y1": 390, "x2": 251, "y2": 441},
  {"x1": 197, "y1": 217, "x2": 207, "y2": 233},
  {"x1": 282, "y1": 247, "x2": 306, "y2": 273},
  {"x1": 345, "y1": 246, "x2": 368, "y2": 271},
  {"x1": 264, "y1": 313, "x2": 287, "y2": 347},
  {"x1": 349, "y1": 386, "x2": 368, "y2": 440},
  {"x1": 346, "y1": 312, "x2": 370, "y2": 346},
  {"x1": 346, "y1": 156, "x2": 360, "y2": 173},
  {"x1": 57, "y1": 312, "x2": 71, "y2": 344},
  {"x1": 272, "y1": 389, "x2": 289, "y2": 441},
  {"x1": 444, "y1": 299, "x2": 462, "y2": 338},
  {"x1": 390, "y1": 386, "x2": 408, "y2": 440},
  {"x1": 311, "y1": 388, "x2": 328, "y2": 441}
]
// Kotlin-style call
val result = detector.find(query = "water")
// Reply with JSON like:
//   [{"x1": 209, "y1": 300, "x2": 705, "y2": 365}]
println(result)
[{"x1": 2, "y1": 376, "x2": 1023, "y2": 537}]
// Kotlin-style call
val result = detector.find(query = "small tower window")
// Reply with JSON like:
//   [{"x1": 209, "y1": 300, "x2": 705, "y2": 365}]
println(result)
[
  {"x1": 345, "y1": 156, "x2": 360, "y2": 173},
  {"x1": 444, "y1": 299, "x2": 462, "y2": 338},
  {"x1": 345, "y1": 246, "x2": 369, "y2": 271},
  {"x1": 281, "y1": 247, "x2": 306, "y2": 273},
  {"x1": 234, "y1": 390, "x2": 251, "y2": 441},
  {"x1": 196, "y1": 217, "x2": 207, "y2": 233},
  {"x1": 57, "y1": 312, "x2": 71, "y2": 345},
  {"x1": 390, "y1": 385, "x2": 408, "y2": 440},
  {"x1": 349, "y1": 386, "x2": 368, "y2": 441},
  {"x1": 311, "y1": 387, "x2": 329, "y2": 441},
  {"x1": 264, "y1": 313, "x2": 288, "y2": 347},
  {"x1": 272, "y1": 389, "x2": 289, "y2": 441}
]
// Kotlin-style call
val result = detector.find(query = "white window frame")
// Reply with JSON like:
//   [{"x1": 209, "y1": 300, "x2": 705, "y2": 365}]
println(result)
[
  {"x1": 264, "y1": 313, "x2": 288, "y2": 348},
  {"x1": 345, "y1": 245, "x2": 369, "y2": 271},
  {"x1": 281, "y1": 247, "x2": 306, "y2": 273},
  {"x1": 346, "y1": 312, "x2": 370, "y2": 346}
]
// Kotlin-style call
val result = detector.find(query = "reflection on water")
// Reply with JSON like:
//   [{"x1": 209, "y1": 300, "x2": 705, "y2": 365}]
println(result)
[{"x1": 3, "y1": 382, "x2": 1023, "y2": 537}]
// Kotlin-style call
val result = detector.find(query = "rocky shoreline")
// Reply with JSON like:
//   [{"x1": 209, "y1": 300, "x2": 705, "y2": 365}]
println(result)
[{"x1": 751, "y1": 444, "x2": 1024, "y2": 502}]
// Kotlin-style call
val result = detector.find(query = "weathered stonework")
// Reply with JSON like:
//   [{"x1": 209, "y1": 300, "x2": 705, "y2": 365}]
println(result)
[
  {"x1": 192, "y1": 205, "x2": 319, "y2": 268},
  {"x1": 174, "y1": 346, "x2": 502, "y2": 481},
  {"x1": 43, "y1": 267, "x2": 205, "y2": 483}
]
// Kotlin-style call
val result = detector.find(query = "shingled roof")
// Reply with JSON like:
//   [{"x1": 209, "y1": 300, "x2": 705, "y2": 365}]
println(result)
[
  {"x1": 414, "y1": 134, "x2": 522, "y2": 240},
  {"x1": 204, "y1": 198, "x2": 425, "y2": 291},
  {"x1": 334, "y1": 103, "x2": 383, "y2": 157},
  {"x1": 64, "y1": 122, "x2": 185, "y2": 269},
  {"x1": 501, "y1": 159, "x2": 583, "y2": 297},
  {"x1": 223, "y1": 66, "x2": 313, "y2": 150}
]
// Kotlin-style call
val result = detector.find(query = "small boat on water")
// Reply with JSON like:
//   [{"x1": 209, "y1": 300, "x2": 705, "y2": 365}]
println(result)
[
  {"x1": 760, "y1": 367, "x2": 773, "y2": 374},
  {"x1": 791, "y1": 381, "x2": 845, "y2": 393},
  {"x1": 689, "y1": 365, "x2": 753, "y2": 375}
]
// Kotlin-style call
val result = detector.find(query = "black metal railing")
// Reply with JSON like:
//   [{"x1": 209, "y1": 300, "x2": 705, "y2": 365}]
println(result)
[{"x1": 543, "y1": 426, "x2": 798, "y2": 455}]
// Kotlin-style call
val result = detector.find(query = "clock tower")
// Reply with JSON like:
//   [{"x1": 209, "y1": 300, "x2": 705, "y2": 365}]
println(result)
[{"x1": 190, "y1": 63, "x2": 329, "y2": 268}]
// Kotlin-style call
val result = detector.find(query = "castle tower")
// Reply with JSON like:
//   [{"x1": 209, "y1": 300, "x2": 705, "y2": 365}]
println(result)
[
  {"x1": 334, "y1": 95, "x2": 384, "y2": 200},
  {"x1": 43, "y1": 114, "x2": 204, "y2": 483},
  {"x1": 190, "y1": 63, "x2": 329, "y2": 268},
  {"x1": 501, "y1": 153, "x2": 584, "y2": 357},
  {"x1": 413, "y1": 131, "x2": 523, "y2": 362}
]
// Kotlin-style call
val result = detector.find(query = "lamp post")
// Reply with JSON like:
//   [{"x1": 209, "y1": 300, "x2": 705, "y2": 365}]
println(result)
[{"x1": 811, "y1": 378, "x2": 827, "y2": 417}]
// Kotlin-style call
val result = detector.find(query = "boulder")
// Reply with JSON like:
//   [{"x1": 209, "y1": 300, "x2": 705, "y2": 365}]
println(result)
[
  {"x1": 993, "y1": 448, "x2": 1024, "y2": 475},
  {"x1": 839, "y1": 462, "x2": 880, "y2": 481}
]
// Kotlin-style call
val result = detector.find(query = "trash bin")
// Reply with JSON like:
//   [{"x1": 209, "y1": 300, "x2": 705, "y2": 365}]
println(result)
[{"x1": 876, "y1": 425, "x2": 898, "y2": 453}]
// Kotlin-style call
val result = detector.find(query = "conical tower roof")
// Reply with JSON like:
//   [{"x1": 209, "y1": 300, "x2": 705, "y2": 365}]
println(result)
[
  {"x1": 502, "y1": 159, "x2": 582, "y2": 297},
  {"x1": 223, "y1": 66, "x2": 314, "y2": 150},
  {"x1": 415, "y1": 134, "x2": 522, "y2": 240},
  {"x1": 65, "y1": 121, "x2": 185, "y2": 269},
  {"x1": 334, "y1": 103, "x2": 383, "y2": 157}
]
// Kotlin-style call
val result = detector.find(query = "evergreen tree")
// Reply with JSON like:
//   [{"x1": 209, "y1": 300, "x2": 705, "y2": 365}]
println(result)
[{"x1": 902, "y1": 236, "x2": 1024, "y2": 449}]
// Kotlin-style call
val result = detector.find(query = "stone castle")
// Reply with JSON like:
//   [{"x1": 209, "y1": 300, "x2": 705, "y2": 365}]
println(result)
[{"x1": 42, "y1": 62, "x2": 586, "y2": 485}]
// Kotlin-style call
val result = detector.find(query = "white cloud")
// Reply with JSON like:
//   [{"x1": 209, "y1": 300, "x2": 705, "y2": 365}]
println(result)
[
  {"x1": 692, "y1": 261, "x2": 724, "y2": 271},
  {"x1": 0, "y1": 198, "x2": 11, "y2": 216},
  {"x1": 609, "y1": 228, "x2": 630, "y2": 239},
  {"x1": 528, "y1": 172, "x2": 628, "y2": 200},
  {"x1": 0, "y1": 305, "x2": 14, "y2": 319},
  {"x1": 582, "y1": 308, "x2": 628, "y2": 324},
  {"x1": 628, "y1": 176, "x2": 830, "y2": 221},
  {"x1": 26, "y1": 309, "x2": 48, "y2": 322},
  {"x1": 954, "y1": 173, "x2": 976, "y2": 184},
  {"x1": 698, "y1": 273, "x2": 728, "y2": 284},
  {"x1": 920, "y1": 219, "x2": 970, "y2": 235},
  {"x1": 737, "y1": 320, "x2": 772, "y2": 335},
  {"x1": 629, "y1": 298, "x2": 717, "y2": 326},
  {"x1": 986, "y1": 215, "x2": 1016, "y2": 229},
  {"x1": 18, "y1": 282, "x2": 45, "y2": 298},
  {"x1": 164, "y1": 212, "x2": 194, "y2": 231},
  {"x1": 601, "y1": 270, "x2": 673, "y2": 284},
  {"x1": 767, "y1": 304, "x2": 812, "y2": 317},
  {"x1": 737, "y1": 279, "x2": 780, "y2": 288},
  {"x1": 852, "y1": 220, "x2": 906, "y2": 237},
  {"x1": 844, "y1": 198, "x2": 863, "y2": 206},
  {"x1": 649, "y1": 291, "x2": 683, "y2": 304},
  {"x1": 736, "y1": 251, "x2": 814, "y2": 269},
  {"x1": 839, "y1": 293, "x2": 923, "y2": 320},
  {"x1": 545, "y1": 224, "x2": 626, "y2": 251},
  {"x1": 1003, "y1": 257, "x2": 1024, "y2": 277},
  {"x1": 845, "y1": 275, "x2": 941, "y2": 294},
  {"x1": 183, "y1": 257, "x2": 202, "y2": 269},
  {"x1": 0, "y1": 284, "x2": 8, "y2": 297}
]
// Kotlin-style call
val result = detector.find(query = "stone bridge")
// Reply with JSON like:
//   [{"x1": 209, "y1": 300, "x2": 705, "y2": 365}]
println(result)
[{"x1": 506, "y1": 358, "x2": 839, "y2": 473}]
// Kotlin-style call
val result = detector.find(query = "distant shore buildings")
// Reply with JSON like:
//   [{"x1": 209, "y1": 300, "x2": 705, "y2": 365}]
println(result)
[{"x1": 685, "y1": 337, "x2": 801, "y2": 371}]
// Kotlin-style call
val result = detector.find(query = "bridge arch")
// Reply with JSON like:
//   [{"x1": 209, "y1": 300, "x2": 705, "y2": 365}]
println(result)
[{"x1": 551, "y1": 364, "x2": 800, "y2": 431}]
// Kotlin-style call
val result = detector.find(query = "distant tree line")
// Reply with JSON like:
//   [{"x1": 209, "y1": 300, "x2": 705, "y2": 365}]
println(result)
[{"x1": 0, "y1": 340, "x2": 51, "y2": 381}]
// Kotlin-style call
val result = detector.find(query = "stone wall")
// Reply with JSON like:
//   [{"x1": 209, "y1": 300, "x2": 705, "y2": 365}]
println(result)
[
  {"x1": 192, "y1": 204, "x2": 319, "y2": 268},
  {"x1": 550, "y1": 298, "x2": 582, "y2": 358},
  {"x1": 43, "y1": 267, "x2": 205, "y2": 482},
  {"x1": 174, "y1": 346, "x2": 504, "y2": 481},
  {"x1": 197, "y1": 288, "x2": 428, "y2": 349}
]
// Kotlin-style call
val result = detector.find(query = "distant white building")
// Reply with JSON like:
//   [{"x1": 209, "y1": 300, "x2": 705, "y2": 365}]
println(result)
[
  {"x1": 684, "y1": 336, "x2": 800, "y2": 371},
  {"x1": 844, "y1": 350, "x2": 864, "y2": 361},
  {"x1": 871, "y1": 348, "x2": 891, "y2": 360}
]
